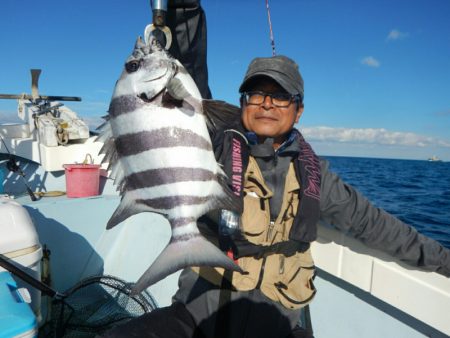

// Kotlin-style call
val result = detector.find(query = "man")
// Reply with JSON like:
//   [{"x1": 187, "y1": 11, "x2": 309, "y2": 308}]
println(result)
[
  {"x1": 102, "y1": 2, "x2": 450, "y2": 337},
  {"x1": 102, "y1": 54, "x2": 450, "y2": 338}
]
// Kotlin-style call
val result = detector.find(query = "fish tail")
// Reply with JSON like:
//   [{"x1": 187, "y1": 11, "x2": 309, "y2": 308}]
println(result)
[{"x1": 131, "y1": 232, "x2": 242, "y2": 295}]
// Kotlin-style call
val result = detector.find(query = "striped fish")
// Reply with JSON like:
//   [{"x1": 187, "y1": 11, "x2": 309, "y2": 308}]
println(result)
[{"x1": 97, "y1": 36, "x2": 242, "y2": 294}]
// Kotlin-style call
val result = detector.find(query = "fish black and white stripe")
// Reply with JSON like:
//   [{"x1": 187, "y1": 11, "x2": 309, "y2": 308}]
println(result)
[
  {"x1": 115, "y1": 127, "x2": 212, "y2": 156},
  {"x1": 124, "y1": 168, "x2": 218, "y2": 189},
  {"x1": 98, "y1": 35, "x2": 242, "y2": 293},
  {"x1": 108, "y1": 95, "x2": 146, "y2": 117}
]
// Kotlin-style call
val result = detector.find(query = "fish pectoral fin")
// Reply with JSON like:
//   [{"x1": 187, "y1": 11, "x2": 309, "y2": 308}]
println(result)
[
  {"x1": 131, "y1": 234, "x2": 242, "y2": 295},
  {"x1": 138, "y1": 60, "x2": 176, "y2": 101},
  {"x1": 166, "y1": 76, "x2": 190, "y2": 100},
  {"x1": 165, "y1": 77, "x2": 202, "y2": 116}
]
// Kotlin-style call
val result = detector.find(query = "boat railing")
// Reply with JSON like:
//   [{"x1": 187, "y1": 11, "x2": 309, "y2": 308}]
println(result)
[{"x1": 312, "y1": 223, "x2": 450, "y2": 336}]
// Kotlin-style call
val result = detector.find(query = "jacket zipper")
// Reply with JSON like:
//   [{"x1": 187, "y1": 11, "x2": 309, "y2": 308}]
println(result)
[{"x1": 257, "y1": 203, "x2": 273, "y2": 289}]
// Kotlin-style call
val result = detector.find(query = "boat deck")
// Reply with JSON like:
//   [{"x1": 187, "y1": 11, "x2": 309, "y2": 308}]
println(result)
[{"x1": 11, "y1": 191, "x2": 449, "y2": 338}]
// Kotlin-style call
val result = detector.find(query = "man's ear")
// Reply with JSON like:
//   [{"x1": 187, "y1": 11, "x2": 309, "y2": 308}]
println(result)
[{"x1": 294, "y1": 105, "x2": 304, "y2": 124}]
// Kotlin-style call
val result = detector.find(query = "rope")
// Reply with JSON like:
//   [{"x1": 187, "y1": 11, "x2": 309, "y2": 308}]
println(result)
[
  {"x1": 34, "y1": 191, "x2": 66, "y2": 197},
  {"x1": 265, "y1": 0, "x2": 276, "y2": 56}
]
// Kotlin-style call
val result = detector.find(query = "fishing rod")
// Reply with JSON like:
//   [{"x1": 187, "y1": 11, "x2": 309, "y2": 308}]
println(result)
[
  {"x1": 0, "y1": 136, "x2": 38, "y2": 201},
  {"x1": 265, "y1": 0, "x2": 277, "y2": 56}
]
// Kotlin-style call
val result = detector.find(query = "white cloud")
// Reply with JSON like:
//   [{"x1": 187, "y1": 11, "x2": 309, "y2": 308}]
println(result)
[
  {"x1": 300, "y1": 126, "x2": 450, "y2": 148},
  {"x1": 361, "y1": 56, "x2": 380, "y2": 68},
  {"x1": 387, "y1": 29, "x2": 409, "y2": 41}
]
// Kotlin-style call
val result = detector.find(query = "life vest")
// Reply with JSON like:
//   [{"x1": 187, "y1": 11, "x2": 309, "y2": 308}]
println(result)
[{"x1": 194, "y1": 156, "x2": 317, "y2": 309}]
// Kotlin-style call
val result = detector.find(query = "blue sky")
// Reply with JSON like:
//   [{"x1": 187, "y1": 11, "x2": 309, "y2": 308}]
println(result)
[{"x1": 1, "y1": 0, "x2": 449, "y2": 160}]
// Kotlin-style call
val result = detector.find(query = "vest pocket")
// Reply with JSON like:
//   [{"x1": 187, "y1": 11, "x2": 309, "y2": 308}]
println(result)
[
  {"x1": 272, "y1": 253, "x2": 316, "y2": 310},
  {"x1": 241, "y1": 193, "x2": 268, "y2": 240},
  {"x1": 274, "y1": 267, "x2": 316, "y2": 310}
]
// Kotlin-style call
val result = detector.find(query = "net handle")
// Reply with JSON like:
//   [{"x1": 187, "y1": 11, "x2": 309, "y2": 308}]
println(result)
[{"x1": 0, "y1": 254, "x2": 63, "y2": 299}]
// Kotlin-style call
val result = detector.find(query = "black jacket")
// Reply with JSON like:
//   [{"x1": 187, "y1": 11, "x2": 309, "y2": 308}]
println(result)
[
  {"x1": 213, "y1": 127, "x2": 450, "y2": 276},
  {"x1": 319, "y1": 159, "x2": 450, "y2": 276}
]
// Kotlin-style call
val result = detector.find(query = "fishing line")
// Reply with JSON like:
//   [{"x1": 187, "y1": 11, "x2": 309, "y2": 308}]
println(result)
[{"x1": 265, "y1": 0, "x2": 276, "y2": 56}]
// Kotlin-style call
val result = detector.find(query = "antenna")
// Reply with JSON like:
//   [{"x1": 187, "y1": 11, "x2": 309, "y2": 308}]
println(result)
[
  {"x1": 31, "y1": 69, "x2": 41, "y2": 100},
  {"x1": 266, "y1": 0, "x2": 276, "y2": 56}
]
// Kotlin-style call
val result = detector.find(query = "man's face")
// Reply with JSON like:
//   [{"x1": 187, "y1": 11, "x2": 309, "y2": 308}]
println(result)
[{"x1": 241, "y1": 77, "x2": 303, "y2": 146}]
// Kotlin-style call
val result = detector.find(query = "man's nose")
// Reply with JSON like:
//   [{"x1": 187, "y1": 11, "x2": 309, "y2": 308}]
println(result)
[{"x1": 262, "y1": 95, "x2": 273, "y2": 109}]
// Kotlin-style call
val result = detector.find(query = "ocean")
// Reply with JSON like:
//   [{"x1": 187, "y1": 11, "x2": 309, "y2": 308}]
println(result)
[{"x1": 324, "y1": 156, "x2": 450, "y2": 249}]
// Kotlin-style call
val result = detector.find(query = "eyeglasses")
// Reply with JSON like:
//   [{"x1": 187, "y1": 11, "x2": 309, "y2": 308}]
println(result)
[{"x1": 241, "y1": 91, "x2": 300, "y2": 108}]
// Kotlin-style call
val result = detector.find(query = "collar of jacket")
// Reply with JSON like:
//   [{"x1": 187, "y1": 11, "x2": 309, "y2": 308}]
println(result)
[
  {"x1": 244, "y1": 129, "x2": 321, "y2": 243},
  {"x1": 245, "y1": 130, "x2": 298, "y2": 154}
]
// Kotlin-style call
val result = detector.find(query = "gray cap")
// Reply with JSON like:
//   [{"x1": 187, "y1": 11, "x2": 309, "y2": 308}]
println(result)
[{"x1": 239, "y1": 55, "x2": 304, "y2": 99}]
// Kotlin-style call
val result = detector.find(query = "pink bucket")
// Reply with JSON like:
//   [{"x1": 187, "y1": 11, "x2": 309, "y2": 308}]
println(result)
[{"x1": 63, "y1": 163, "x2": 101, "y2": 198}]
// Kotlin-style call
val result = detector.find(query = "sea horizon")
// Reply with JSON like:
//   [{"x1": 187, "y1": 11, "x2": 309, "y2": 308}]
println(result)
[
  {"x1": 324, "y1": 156, "x2": 450, "y2": 249},
  {"x1": 320, "y1": 153, "x2": 448, "y2": 163}
]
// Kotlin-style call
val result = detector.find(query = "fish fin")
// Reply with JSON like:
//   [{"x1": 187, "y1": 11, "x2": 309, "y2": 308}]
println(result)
[
  {"x1": 166, "y1": 77, "x2": 202, "y2": 116},
  {"x1": 131, "y1": 234, "x2": 242, "y2": 295},
  {"x1": 95, "y1": 116, "x2": 112, "y2": 144},
  {"x1": 106, "y1": 193, "x2": 142, "y2": 229},
  {"x1": 166, "y1": 76, "x2": 190, "y2": 101},
  {"x1": 96, "y1": 117, "x2": 116, "y2": 168},
  {"x1": 109, "y1": 161, "x2": 127, "y2": 191},
  {"x1": 134, "y1": 36, "x2": 146, "y2": 50},
  {"x1": 98, "y1": 138, "x2": 117, "y2": 165},
  {"x1": 202, "y1": 99, "x2": 241, "y2": 134},
  {"x1": 95, "y1": 117, "x2": 127, "y2": 190}
]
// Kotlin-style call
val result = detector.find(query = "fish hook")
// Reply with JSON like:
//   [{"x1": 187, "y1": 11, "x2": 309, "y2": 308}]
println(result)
[
  {"x1": 145, "y1": 0, "x2": 172, "y2": 49},
  {"x1": 144, "y1": 24, "x2": 173, "y2": 49}
]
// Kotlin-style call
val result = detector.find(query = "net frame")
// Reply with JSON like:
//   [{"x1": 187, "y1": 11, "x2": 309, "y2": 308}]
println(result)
[{"x1": 39, "y1": 275, "x2": 158, "y2": 338}]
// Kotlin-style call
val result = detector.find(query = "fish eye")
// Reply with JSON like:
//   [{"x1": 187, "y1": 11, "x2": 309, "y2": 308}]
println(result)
[{"x1": 125, "y1": 60, "x2": 140, "y2": 73}]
